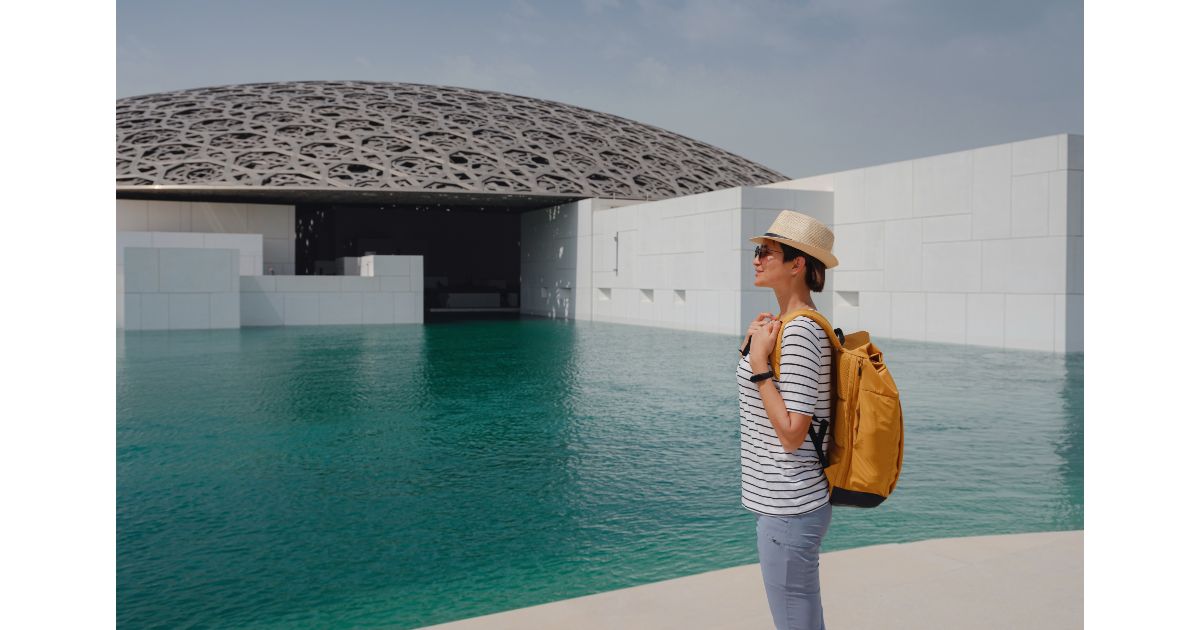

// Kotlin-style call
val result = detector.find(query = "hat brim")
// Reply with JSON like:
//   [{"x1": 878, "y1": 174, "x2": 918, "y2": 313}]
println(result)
[{"x1": 750, "y1": 235, "x2": 839, "y2": 269}]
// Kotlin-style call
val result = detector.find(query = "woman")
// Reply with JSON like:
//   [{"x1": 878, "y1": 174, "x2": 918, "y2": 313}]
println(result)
[{"x1": 738, "y1": 210, "x2": 838, "y2": 630}]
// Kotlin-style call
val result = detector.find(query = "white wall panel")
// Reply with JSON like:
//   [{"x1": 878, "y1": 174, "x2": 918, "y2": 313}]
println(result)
[
  {"x1": 191, "y1": 202, "x2": 248, "y2": 233},
  {"x1": 1006, "y1": 238, "x2": 1067, "y2": 294},
  {"x1": 692, "y1": 290, "x2": 719, "y2": 333},
  {"x1": 858, "y1": 292, "x2": 892, "y2": 339},
  {"x1": 368, "y1": 255, "x2": 410, "y2": 276},
  {"x1": 966, "y1": 293, "x2": 1005, "y2": 347},
  {"x1": 1064, "y1": 293, "x2": 1083, "y2": 352},
  {"x1": 124, "y1": 294, "x2": 141, "y2": 330},
  {"x1": 275, "y1": 276, "x2": 341, "y2": 292},
  {"x1": 922, "y1": 242, "x2": 981, "y2": 293},
  {"x1": 835, "y1": 221, "x2": 885, "y2": 271},
  {"x1": 1067, "y1": 170, "x2": 1084, "y2": 236},
  {"x1": 829, "y1": 270, "x2": 884, "y2": 292},
  {"x1": 378, "y1": 276, "x2": 411, "y2": 293},
  {"x1": 1005, "y1": 294, "x2": 1055, "y2": 351},
  {"x1": 241, "y1": 276, "x2": 276, "y2": 292},
  {"x1": 210, "y1": 293, "x2": 240, "y2": 329},
  {"x1": 159, "y1": 248, "x2": 236, "y2": 293},
  {"x1": 921, "y1": 214, "x2": 972, "y2": 243},
  {"x1": 116, "y1": 231, "x2": 153, "y2": 264},
  {"x1": 833, "y1": 170, "x2": 866, "y2": 224},
  {"x1": 1063, "y1": 134, "x2": 1083, "y2": 171},
  {"x1": 361, "y1": 292, "x2": 394, "y2": 325},
  {"x1": 117, "y1": 200, "x2": 149, "y2": 231},
  {"x1": 890, "y1": 292, "x2": 926, "y2": 341},
  {"x1": 284, "y1": 293, "x2": 320, "y2": 326},
  {"x1": 926, "y1": 293, "x2": 967, "y2": 345},
  {"x1": 1011, "y1": 173, "x2": 1049, "y2": 237},
  {"x1": 1047, "y1": 171, "x2": 1070, "y2": 237},
  {"x1": 147, "y1": 201, "x2": 188, "y2": 232},
  {"x1": 971, "y1": 143, "x2": 1012, "y2": 240},
  {"x1": 320, "y1": 292, "x2": 362, "y2": 325},
  {"x1": 718, "y1": 289, "x2": 739, "y2": 333},
  {"x1": 339, "y1": 277, "x2": 379, "y2": 292},
  {"x1": 1012, "y1": 135, "x2": 1059, "y2": 175},
  {"x1": 168, "y1": 293, "x2": 211, "y2": 330},
  {"x1": 864, "y1": 162, "x2": 913, "y2": 222},
  {"x1": 152, "y1": 232, "x2": 205, "y2": 249},
  {"x1": 124, "y1": 248, "x2": 159, "y2": 293},
  {"x1": 979, "y1": 239, "x2": 1010, "y2": 293},
  {"x1": 832, "y1": 301, "x2": 860, "y2": 334},
  {"x1": 913, "y1": 150, "x2": 972, "y2": 218},
  {"x1": 1067, "y1": 237, "x2": 1084, "y2": 295},
  {"x1": 884, "y1": 219, "x2": 922, "y2": 291},
  {"x1": 140, "y1": 294, "x2": 169, "y2": 331},
  {"x1": 395, "y1": 292, "x2": 419, "y2": 323}
]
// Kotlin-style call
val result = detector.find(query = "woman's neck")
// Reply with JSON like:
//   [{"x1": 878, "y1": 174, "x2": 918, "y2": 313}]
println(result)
[{"x1": 773, "y1": 285, "x2": 816, "y2": 315}]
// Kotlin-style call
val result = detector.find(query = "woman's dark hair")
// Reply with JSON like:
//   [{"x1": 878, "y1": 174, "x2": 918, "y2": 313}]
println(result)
[{"x1": 780, "y1": 242, "x2": 826, "y2": 292}]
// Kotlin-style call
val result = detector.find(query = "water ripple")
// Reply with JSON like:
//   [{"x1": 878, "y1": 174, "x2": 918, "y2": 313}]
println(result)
[{"x1": 118, "y1": 321, "x2": 1082, "y2": 629}]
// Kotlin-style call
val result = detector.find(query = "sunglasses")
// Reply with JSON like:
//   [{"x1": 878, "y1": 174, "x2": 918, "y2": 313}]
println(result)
[{"x1": 753, "y1": 245, "x2": 782, "y2": 260}]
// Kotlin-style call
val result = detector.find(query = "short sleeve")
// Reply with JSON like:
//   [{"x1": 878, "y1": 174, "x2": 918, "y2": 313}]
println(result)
[{"x1": 775, "y1": 318, "x2": 828, "y2": 416}]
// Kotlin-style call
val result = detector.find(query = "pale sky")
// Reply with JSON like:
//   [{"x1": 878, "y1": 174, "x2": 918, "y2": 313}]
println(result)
[{"x1": 116, "y1": 0, "x2": 1082, "y2": 178}]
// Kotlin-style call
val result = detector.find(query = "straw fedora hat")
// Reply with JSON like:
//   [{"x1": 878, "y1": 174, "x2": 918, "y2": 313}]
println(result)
[{"x1": 749, "y1": 210, "x2": 839, "y2": 269}]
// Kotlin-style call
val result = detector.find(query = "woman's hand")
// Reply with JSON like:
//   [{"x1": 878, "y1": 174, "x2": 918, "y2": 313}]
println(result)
[
  {"x1": 742, "y1": 312, "x2": 771, "y2": 351},
  {"x1": 748, "y1": 314, "x2": 780, "y2": 371}
]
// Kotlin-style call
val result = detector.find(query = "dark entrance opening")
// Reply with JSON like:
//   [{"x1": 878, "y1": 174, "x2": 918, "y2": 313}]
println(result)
[{"x1": 296, "y1": 203, "x2": 522, "y2": 322}]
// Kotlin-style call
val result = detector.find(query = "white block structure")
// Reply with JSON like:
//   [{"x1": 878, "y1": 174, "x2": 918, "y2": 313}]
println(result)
[
  {"x1": 767, "y1": 133, "x2": 1083, "y2": 352},
  {"x1": 118, "y1": 231, "x2": 264, "y2": 277},
  {"x1": 239, "y1": 255, "x2": 423, "y2": 327},
  {"x1": 522, "y1": 133, "x2": 1083, "y2": 353},
  {"x1": 117, "y1": 200, "x2": 295, "y2": 275},
  {"x1": 521, "y1": 188, "x2": 834, "y2": 335},
  {"x1": 122, "y1": 247, "x2": 241, "y2": 331}
]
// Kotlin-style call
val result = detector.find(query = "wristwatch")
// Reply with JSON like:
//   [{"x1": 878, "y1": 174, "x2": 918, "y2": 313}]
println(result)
[{"x1": 749, "y1": 370, "x2": 774, "y2": 383}]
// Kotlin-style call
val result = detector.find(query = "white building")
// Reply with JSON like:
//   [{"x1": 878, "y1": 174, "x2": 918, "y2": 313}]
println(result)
[{"x1": 116, "y1": 82, "x2": 1082, "y2": 352}]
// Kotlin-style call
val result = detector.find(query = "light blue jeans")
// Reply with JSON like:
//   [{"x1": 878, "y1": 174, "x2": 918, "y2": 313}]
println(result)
[{"x1": 755, "y1": 502, "x2": 833, "y2": 630}]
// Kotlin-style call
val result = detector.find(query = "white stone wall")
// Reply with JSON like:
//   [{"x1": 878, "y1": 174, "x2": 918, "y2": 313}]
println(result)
[
  {"x1": 118, "y1": 231, "x2": 263, "y2": 276},
  {"x1": 520, "y1": 188, "x2": 833, "y2": 336},
  {"x1": 116, "y1": 200, "x2": 295, "y2": 274},
  {"x1": 117, "y1": 231, "x2": 262, "y2": 329},
  {"x1": 520, "y1": 199, "x2": 639, "y2": 321},
  {"x1": 122, "y1": 247, "x2": 241, "y2": 331},
  {"x1": 240, "y1": 255, "x2": 423, "y2": 327},
  {"x1": 768, "y1": 133, "x2": 1083, "y2": 352}
]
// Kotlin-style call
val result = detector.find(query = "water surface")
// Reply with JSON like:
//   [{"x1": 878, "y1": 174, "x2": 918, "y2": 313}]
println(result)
[{"x1": 117, "y1": 319, "x2": 1082, "y2": 628}]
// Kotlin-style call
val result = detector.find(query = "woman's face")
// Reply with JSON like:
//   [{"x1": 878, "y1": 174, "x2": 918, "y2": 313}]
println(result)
[{"x1": 752, "y1": 239, "x2": 788, "y2": 288}]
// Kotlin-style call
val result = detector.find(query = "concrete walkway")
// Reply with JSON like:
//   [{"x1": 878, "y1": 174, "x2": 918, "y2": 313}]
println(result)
[{"x1": 421, "y1": 530, "x2": 1082, "y2": 629}]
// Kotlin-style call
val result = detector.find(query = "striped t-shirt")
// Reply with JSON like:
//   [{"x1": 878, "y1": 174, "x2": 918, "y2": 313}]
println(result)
[{"x1": 738, "y1": 316, "x2": 833, "y2": 516}]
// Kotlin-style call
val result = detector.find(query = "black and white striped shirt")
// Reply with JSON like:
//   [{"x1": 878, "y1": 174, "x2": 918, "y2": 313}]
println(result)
[{"x1": 738, "y1": 316, "x2": 833, "y2": 516}]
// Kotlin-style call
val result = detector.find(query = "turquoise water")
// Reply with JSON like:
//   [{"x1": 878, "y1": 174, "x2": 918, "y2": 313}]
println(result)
[{"x1": 117, "y1": 319, "x2": 1082, "y2": 629}]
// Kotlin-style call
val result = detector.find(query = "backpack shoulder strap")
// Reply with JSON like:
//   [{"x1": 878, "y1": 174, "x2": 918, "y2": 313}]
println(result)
[
  {"x1": 772, "y1": 309, "x2": 840, "y2": 468},
  {"x1": 788, "y1": 309, "x2": 843, "y2": 351},
  {"x1": 771, "y1": 308, "x2": 843, "y2": 375}
]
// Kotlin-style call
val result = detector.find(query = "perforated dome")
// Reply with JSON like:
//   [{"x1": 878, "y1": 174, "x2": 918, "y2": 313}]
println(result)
[{"x1": 116, "y1": 81, "x2": 786, "y2": 203}]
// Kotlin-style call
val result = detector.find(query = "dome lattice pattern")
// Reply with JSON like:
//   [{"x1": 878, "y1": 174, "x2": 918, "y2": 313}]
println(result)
[{"x1": 116, "y1": 81, "x2": 785, "y2": 200}]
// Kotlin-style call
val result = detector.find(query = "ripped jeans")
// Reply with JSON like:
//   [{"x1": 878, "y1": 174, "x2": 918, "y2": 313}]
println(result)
[{"x1": 755, "y1": 502, "x2": 833, "y2": 630}]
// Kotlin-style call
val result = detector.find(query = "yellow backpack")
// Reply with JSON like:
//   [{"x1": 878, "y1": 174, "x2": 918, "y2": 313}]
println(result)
[{"x1": 770, "y1": 309, "x2": 905, "y2": 508}]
